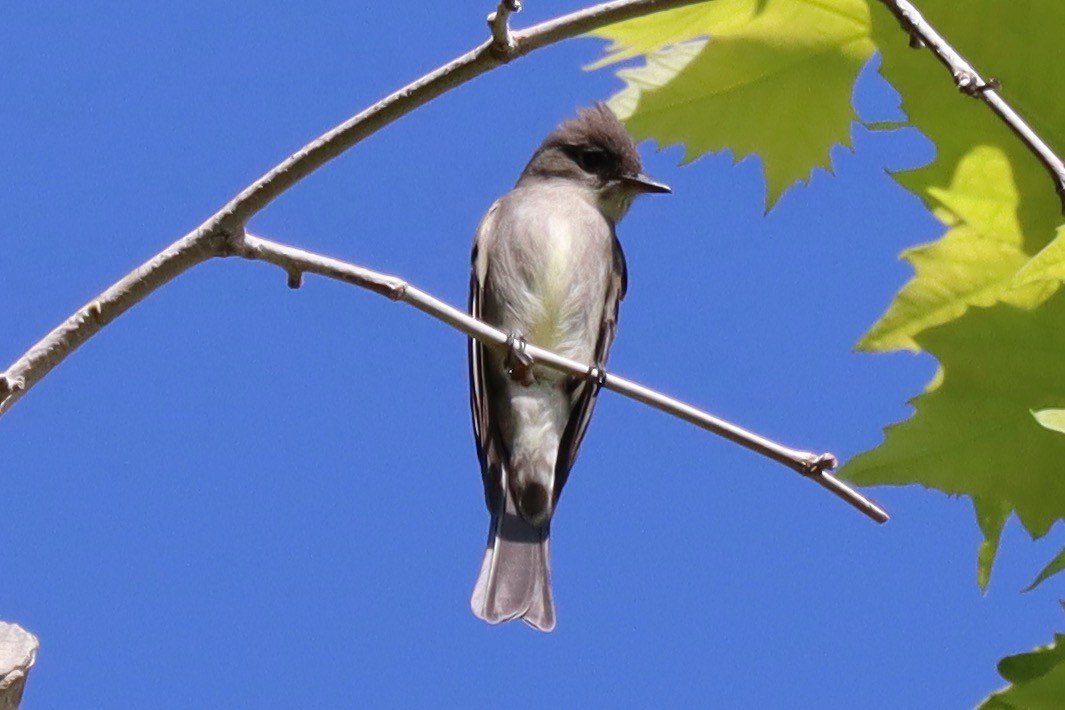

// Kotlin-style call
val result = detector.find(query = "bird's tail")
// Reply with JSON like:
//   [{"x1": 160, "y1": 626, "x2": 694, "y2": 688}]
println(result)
[{"x1": 470, "y1": 483, "x2": 555, "y2": 632}]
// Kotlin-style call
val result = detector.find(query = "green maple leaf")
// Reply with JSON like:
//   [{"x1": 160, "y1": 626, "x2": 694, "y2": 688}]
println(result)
[
  {"x1": 591, "y1": 0, "x2": 1065, "y2": 601},
  {"x1": 860, "y1": 1, "x2": 1065, "y2": 354},
  {"x1": 853, "y1": 1, "x2": 1065, "y2": 587},
  {"x1": 589, "y1": 0, "x2": 1065, "y2": 698},
  {"x1": 870, "y1": 0, "x2": 1065, "y2": 244},
  {"x1": 858, "y1": 147, "x2": 1057, "y2": 352},
  {"x1": 590, "y1": 0, "x2": 874, "y2": 207},
  {"x1": 979, "y1": 634, "x2": 1065, "y2": 710},
  {"x1": 842, "y1": 292, "x2": 1065, "y2": 542}
]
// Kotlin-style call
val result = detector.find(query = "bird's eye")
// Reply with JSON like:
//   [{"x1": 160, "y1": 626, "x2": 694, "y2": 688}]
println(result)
[{"x1": 576, "y1": 148, "x2": 610, "y2": 173}]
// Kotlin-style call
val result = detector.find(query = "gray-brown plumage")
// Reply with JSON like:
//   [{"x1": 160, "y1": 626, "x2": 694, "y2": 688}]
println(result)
[{"x1": 468, "y1": 104, "x2": 669, "y2": 631}]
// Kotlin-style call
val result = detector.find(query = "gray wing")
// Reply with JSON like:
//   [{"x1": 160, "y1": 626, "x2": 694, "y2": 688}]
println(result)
[
  {"x1": 552, "y1": 230, "x2": 627, "y2": 501},
  {"x1": 468, "y1": 201, "x2": 506, "y2": 512}
]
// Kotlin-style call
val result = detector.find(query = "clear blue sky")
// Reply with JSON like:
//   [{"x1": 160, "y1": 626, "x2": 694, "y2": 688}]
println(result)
[{"x1": 1, "y1": 2, "x2": 1060, "y2": 707}]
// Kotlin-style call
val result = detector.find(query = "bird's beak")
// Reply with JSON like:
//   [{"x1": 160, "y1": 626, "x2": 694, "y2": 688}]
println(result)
[{"x1": 623, "y1": 173, "x2": 672, "y2": 194}]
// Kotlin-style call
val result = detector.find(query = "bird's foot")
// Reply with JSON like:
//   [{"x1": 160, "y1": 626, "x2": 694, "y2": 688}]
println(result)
[{"x1": 504, "y1": 333, "x2": 535, "y2": 386}]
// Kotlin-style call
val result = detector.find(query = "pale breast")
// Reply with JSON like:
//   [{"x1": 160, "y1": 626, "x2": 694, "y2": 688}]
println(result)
[{"x1": 486, "y1": 182, "x2": 613, "y2": 359}]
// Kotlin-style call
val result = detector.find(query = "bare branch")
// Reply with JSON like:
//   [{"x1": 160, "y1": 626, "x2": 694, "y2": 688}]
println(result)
[
  {"x1": 878, "y1": 0, "x2": 1065, "y2": 213},
  {"x1": 1, "y1": 0, "x2": 890, "y2": 523},
  {"x1": 238, "y1": 233, "x2": 890, "y2": 524},
  {"x1": 0, "y1": 0, "x2": 706, "y2": 418},
  {"x1": 0, "y1": 227, "x2": 223, "y2": 416}
]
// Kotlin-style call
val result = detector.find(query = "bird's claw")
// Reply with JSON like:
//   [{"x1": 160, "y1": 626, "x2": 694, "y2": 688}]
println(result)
[{"x1": 504, "y1": 333, "x2": 535, "y2": 386}]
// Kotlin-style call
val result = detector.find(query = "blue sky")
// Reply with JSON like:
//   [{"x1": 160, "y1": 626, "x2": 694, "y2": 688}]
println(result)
[{"x1": 2, "y1": 2, "x2": 1061, "y2": 707}]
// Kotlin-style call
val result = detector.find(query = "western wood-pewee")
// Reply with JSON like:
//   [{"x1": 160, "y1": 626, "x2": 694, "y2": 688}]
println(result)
[{"x1": 468, "y1": 104, "x2": 669, "y2": 631}]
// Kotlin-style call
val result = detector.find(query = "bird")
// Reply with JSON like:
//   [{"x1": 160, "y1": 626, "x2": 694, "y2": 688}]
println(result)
[{"x1": 467, "y1": 104, "x2": 670, "y2": 631}]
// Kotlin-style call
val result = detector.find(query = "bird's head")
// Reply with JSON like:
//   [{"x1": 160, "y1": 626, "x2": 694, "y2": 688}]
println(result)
[{"x1": 519, "y1": 103, "x2": 670, "y2": 222}]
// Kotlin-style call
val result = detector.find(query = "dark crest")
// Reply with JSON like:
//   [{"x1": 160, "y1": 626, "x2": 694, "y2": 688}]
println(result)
[{"x1": 521, "y1": 103, "x2": 643, "y2": 182}]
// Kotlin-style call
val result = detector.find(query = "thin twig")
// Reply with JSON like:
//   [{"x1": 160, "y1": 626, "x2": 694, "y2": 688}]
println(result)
[
  {"x1": 878, "y1": 0, "x2": 1065, "y2": 213},
  {"x1": 487, "y1": 0, "x2": 522, "y2": 55},
  {"x1": 238, "y1": 233, "x2": 890, "y2": 524},
  {"x1": 0, "y1": 0, "x2": 707, "y2": 418}
]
